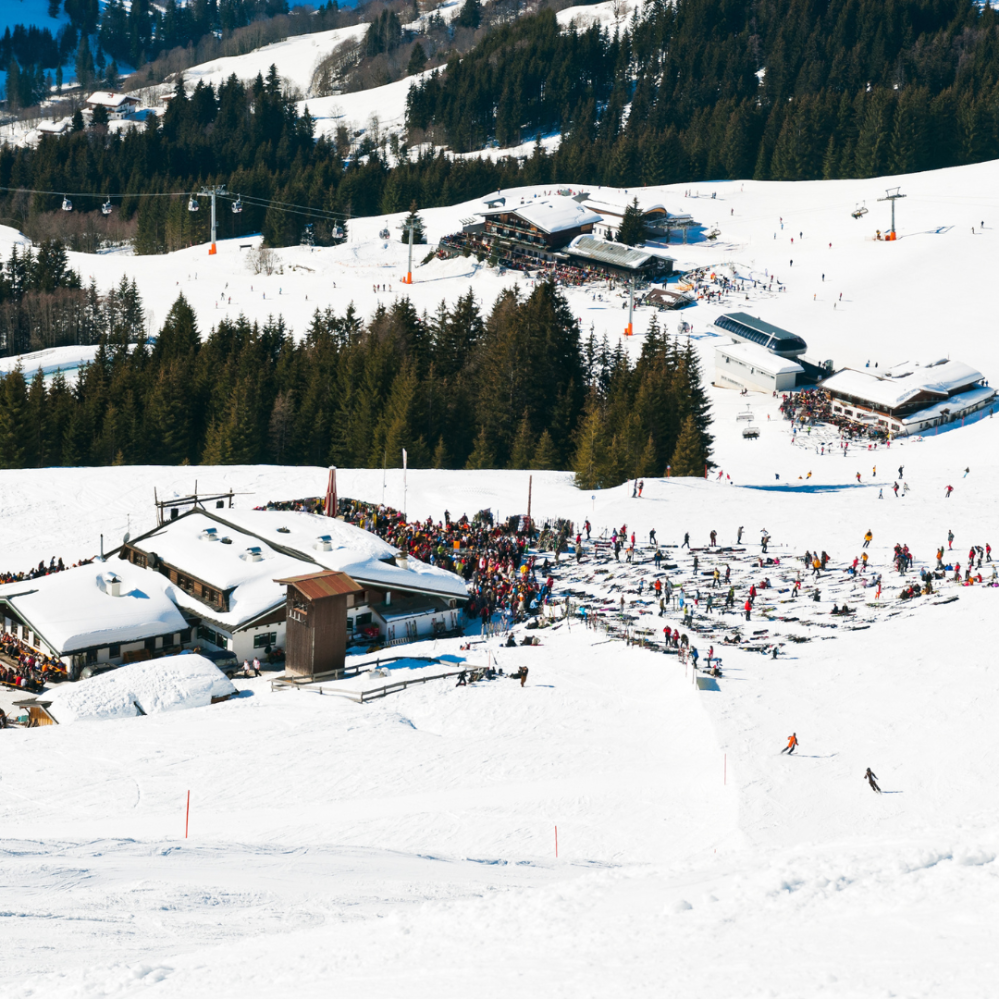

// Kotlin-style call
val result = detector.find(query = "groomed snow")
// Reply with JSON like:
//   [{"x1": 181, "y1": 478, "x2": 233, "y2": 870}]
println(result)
[{"x1": 44, "y1": 652, "x2": 236, "y2": 724}]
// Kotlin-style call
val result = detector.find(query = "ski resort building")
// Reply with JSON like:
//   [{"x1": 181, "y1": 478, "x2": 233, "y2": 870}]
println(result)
[
  {"x1": 578, "y1": 193, "x2": 697, "y2": 243},
  {"x1": 820, "y1": 359, "x2": 996, "y2": 436},
  {"x1": 715, "y1": 341, "x2": 804, "y2": 393},
  {"x1": 713, "y1": 313, "x2": 808, "y2": 358},
  {"x1": 561, "y1": 235, "x2": 674, "y2": 279},
  {"x1": 477, "y1": 195, "x2": 602, "y2": 251},
  {"x1": 1, "y1": 509, "x2": 467, "y2": 676}
]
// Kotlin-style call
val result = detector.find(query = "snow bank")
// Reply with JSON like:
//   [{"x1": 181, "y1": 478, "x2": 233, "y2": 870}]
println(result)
[{"x1": 46, "y1": 653, "x2": 236, "y2": 724}]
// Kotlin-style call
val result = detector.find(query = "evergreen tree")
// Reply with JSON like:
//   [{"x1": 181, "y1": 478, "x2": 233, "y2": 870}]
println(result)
[
  {"x1": 465, "y1": 425, "x2": 495, "y2": 469},
  {"x1": 455, "y1": 0, "x2": 482, "y2": 29},
  {"x1": 407, "y1": 42, "x2": 427, "y2": 77},
  {"x1": 400, "y1": 201, "x2": 427, "y2": 244},
  {"x1": 617, "y1": 197, "x2": 647, "y2": 245},
  {"x1": 508, "y1": 410, "x2": 536, "y2": 468},
  {"x1": 668, "y1": 413, "x2": 706, "y2": 477},
  {"x1": 530, "y1": 429, "x2": 558, "y2": 470}
]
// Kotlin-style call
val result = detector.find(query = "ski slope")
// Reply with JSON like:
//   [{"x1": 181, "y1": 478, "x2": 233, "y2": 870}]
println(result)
[{"x1": 4, "y1": 159, "x2": 999, "y2": 995}]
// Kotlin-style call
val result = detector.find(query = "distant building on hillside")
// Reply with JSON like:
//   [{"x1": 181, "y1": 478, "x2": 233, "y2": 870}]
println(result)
[
  {"x1": 713, "y1": 313, "x2": 808, "y2": 358},
  {"x1": 821, "y1": 359, "x2": 996, "y2": 436},
  {"x1": 715, "y1": 341, "x2": 804, "y2": 393},
  {"x1": 477, "y1": 195, "x2": 602, "y2": 251},
  {"x1": 86, "y1": 91, "x2": 140, "y2": 119},
  {"x1": 562, "y1": 235, "x2": 674, "y2": 280},
  {"x1": 576, "y1": 192, "x2": 697, "y2": 243}
]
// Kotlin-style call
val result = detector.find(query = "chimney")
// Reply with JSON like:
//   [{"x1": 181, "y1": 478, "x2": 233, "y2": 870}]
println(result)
[
  {"x1": 396, "y1": 552, "x2": 409, "y2": 570},
  {"x1": 107, "y1": 573, "x2": 121, "y2": 597}
]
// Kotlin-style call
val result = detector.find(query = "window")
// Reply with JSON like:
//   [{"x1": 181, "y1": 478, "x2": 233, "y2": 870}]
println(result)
[
  {"x1": 356, "y1": 612, "x2": 372, "y2": 627},
  {"x1": 197, "y1": 625, "x2": 218, "y2": 646},
  {"x1": 86, "y1": 649, "x2": 97, "y2": 664},
  {"x1": 253, "y1": 632, "x2": 277, "y2": 649},
  {"x1": 109, "y1": 644, "x2": 120, "y2": 658},
  {"x1": 145, "y1": 637, "x2": 157, "y2": 652},
  {"x1": 347, "y1": 617, "x2": 354, "y2": 631},
  {"x1": 180, "y1": 628, "x2": 192, "y2": 643}
]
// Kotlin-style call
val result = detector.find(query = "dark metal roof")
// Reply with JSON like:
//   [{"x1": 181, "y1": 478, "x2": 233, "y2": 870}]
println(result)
[
  {"x1": 274, "y1": 570, "x2": 363, "y2": 600},
  {"x1": 717, "y1": 312, "x2": 800, "y2": 341},
  {"x1": 565, "y1": 235, "x2": 670, "y2": 270}
]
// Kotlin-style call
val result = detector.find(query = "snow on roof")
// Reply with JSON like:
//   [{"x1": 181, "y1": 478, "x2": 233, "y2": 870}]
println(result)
[
  {"x1": 716, "y1": 341, "x2": 805, "y2": 376},
  {"x1": 900, "y1": 384, "x2": 997, "y2": 425},
  {"x1": 214, "y1": 509, "x2": 468, "y2": 601},
  {"x1": 87, "y1": 91, "x2": 139, "y2": 107},
  {"x1": 479, "y1": 195, "x2": 602, "y2": 234},
  {"x1": 822, "y1": 359, "x2": 984, "y2": 410},
  {"x1": 580, "y1": 196, "x2": 667, "y2": 218},
  {"x1": 129, "y1": 509, "x2": 467, "y2": 629},
  {"x1": 0, "y1": 561, "x2": 189, "y2": 655},
  {"x1": 45, "y1": 653, "x2": 235, "y2": 724},
  {"x1": 565, "y1": 235, "x2": 661, "y2": 270}
]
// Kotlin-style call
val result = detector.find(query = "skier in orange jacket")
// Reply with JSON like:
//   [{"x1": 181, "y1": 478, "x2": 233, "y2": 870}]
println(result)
[{"x1": 781, "y1": 732, "x2": 798, "y2": 755}]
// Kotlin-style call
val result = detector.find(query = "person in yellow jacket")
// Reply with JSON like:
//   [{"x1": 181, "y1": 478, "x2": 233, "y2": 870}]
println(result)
[{"x1": 863, "y1": 530, "x2": 873, "y2": 548}]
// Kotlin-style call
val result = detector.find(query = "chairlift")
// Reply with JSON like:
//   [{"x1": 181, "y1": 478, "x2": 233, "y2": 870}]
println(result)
[
  {"x1": 231, "y1": 195, "x2": 243, "y2": 214},
  {"x1": 379, "y1": 225, "x2": 390, "y2": 240},
  {"x1": 706, "y1": 227, "x2": 721, "y2": 240},
  {"x1": 851, "y1": 204, "x2": 869, "y2": 219},
  {"x1": 101, "y1": 197, "x2": 113, "y2": 216},
  {"x1": 332, "y1": 224, "x2": 344, "y2": 240},
  {"x1": 188, "y1": 196, "x2": 199, "y2": 212},
  {"x1": 61, "y1": 196, "x2": 73, "y2": 212}
]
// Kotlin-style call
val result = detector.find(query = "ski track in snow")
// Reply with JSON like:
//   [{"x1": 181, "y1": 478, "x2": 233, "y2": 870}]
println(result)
[{"x1": 4, "y1": 160, "x2": 999, "y2": 993}]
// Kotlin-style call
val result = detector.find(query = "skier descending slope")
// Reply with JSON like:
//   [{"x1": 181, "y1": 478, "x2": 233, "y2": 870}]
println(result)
[
  {"x1": 865, "y1": 768, "x2": 881, "y2": 794},
  {"x1": 781, "y1": 732, "x2": 799, "y2": 755}
]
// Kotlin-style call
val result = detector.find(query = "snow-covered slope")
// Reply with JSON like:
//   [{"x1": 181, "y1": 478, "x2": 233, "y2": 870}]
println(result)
[
  {"x1": 4, "y1": 158, "x2": 999, "y2": 995},
  {"x1": 183, "y1": 22, "x2": 369, "y2": 96}
]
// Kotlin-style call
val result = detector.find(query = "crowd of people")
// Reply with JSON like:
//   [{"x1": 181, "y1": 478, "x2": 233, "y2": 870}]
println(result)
[
  {"x1": 1, "y1": 631, "x2": 65, "y2": 692},
  {"x1": 0, "y1": 556, "x2": 86, "y2": 585}
]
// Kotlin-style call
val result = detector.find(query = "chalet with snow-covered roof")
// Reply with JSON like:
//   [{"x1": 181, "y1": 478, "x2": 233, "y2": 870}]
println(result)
[
  {"x1": 86, "y1": 91, "x2": 140, "y2": 119},
  {"x1": 562, "y1": 235, "x2": 673, "y2": 279},
  {"x1": 820, "y1": 359, "x2": 996, "y2": 436},
  {"x1": 1, "y1": 509, "x2": 467, "y2": 677},
  {"x1": 715, "y1": 341, "x2": 804, "y2": 393},
  {"x1": 477, "y1": 195, "x2": 602, "y2": 251}
]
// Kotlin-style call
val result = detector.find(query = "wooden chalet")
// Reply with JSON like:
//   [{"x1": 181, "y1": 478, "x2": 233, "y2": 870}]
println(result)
[{"x1": 477, "y1": 195, "x2": 602, "y2": 251}]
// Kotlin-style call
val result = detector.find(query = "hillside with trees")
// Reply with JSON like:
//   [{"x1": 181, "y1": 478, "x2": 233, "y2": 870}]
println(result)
[{"x1": 0, "y1": 282, "x2": 711, "y2": 482}]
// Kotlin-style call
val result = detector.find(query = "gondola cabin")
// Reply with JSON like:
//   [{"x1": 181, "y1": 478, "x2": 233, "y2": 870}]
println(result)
[{"x1": 275, "y1": 570, "x2": 365, "y2": 677}]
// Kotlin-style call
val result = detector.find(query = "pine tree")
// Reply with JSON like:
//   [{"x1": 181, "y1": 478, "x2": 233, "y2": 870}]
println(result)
[
  {"x1": 400, "y1": 201, "x2": 426, "y2": 244},
  {"x1": 465, "y1": 426, "x2": 495, "y2": 469},
  {"x1": 530, "y1": 429, "x2": 558, "y2": 470},
  {"x1": 572, "y1": 392, "x2": 610, "y2": 489},
  {"x1": 432, "y1": 435, "x2": 451, "y2": 468},
  {"x1": 668, "y1": 414, "x2": 706, "y2": 477},
  {"x1": 508, "y1": 410, "x2": 535, "y2": 468},
  {"x1": 407, "y1": 42, "x2": 427, "y2": 77},
  {"x1": 617, "y1": 197, "x2": 646, "y2": 246}
]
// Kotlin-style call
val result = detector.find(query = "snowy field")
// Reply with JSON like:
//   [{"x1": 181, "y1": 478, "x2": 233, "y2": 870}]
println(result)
[{"x1": 3, "y1": 159, "x2": 999, "y2": 993}]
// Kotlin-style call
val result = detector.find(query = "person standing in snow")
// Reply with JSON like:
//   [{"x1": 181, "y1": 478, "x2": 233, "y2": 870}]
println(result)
[
  {"x1": 781, "y1": 733, "x2": 799, "y2": 755},
  {"x1": 649, "y1": 528, "x2": 657, "y2": 546},
  {"x1": 710, "y1": 529, "x2": 717, "y2": 546},
  {"x1": 737, "y1": 525, "x2": 744, "y2": 545},
  {"x1": 948, "y1": 529, "x2": 955, "y2": 549},
  {"x1": 682, "y1": 532, "x2": 690, "y2": 549},
  {"x1": 865, "y1": 768, "x2": 881, "y2": 793},
  {"x1": 945, "y1": 485, "x2": 954, "y2": 498}
]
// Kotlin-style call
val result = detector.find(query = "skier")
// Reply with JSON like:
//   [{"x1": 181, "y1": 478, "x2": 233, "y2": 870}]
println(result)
[
  {"x1": 584, "y1": 519, "x2": 591, "y2": 540},
  {"x1": 863, "y1": 530, "x2": 872, "y2": 548},
  {"x1": 710, "y1": 529, "x2": 717, "y2": 546},
  {"x1": 948, "y1": 529, "x2": 954, "y2": 549},
  {"x1": 897, "y1": 465, "x2": 903, "y2": 478},
  {"x1": 781, "y1": 733, "x2": 798, "y2": 755},
  {"x1": 865, "y1": 768, "x2": 881, "y2": 794},
  {"x1": 945, "y1": 485, "x2": 954, "y2": 498},
  {"x1": 649, "y1": 528, "x2": 657, "y2": 546},
  {"x1": 744, "y1": 598, "x2": 752, "y2": 621},
  {"x1": 682, "y1": 532, "x2": 690, "y2": 549}
]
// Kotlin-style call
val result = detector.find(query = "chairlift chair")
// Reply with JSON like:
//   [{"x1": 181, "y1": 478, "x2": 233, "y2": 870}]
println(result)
[
  {"x1": 332, "y1": 224, "x2": 344, "y2": 240},
  {"x1": 188, "y1": 196, "x2": 199, "y2": 212},
  {"x1": 851, "y1": 204, "x2": 869, "y2": 219},
  {"x1": 231, "y1": 196, "x2": 243, "y2": 214},
  {"x1": 101, "y1": 198, "x2": 113, "y2": 216},
  {"x1": 61, "y1": 196, "x2": 72, "y2": 212},
  {"x1": 379, "y1": 226, "x2": 390, "y2": 240}
]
